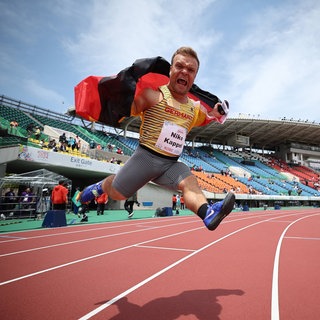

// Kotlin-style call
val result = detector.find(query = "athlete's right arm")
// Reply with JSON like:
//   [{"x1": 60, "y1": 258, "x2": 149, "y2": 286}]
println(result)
[{"x1": 130, "y1": 88, "x2": 162, "y2": 116}]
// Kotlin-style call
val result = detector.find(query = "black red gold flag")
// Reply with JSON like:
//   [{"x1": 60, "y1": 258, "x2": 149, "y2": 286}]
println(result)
[{"x1": 75, "y1": 56, "x2": 221, "y2": 127}]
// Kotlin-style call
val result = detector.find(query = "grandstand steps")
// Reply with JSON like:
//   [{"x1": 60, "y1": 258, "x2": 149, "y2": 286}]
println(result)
[
  {"x1": 23, "y1": 111, "x2": 43, "y2": 129},
  {"x1": 192, "y1": 171, "x2": 249, "y2": 194},
  {"x1": 280, "y1": 171, "x2": 299, "y2": 182},
  {"x1": 229, "y1": 165, "x2": 251, "y2": 178}
]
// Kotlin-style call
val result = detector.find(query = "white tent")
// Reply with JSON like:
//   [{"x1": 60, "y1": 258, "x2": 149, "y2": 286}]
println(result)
[
  {"x1": 0, "y1": 168, "x2": 71, "y2": 191},
  {"x1": 0, "y1": 169, "x2": 72, "y2": 216}
]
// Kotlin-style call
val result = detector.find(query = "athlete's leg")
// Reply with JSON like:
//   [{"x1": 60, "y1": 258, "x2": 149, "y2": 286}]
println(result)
[
  {"x1": 81, "y1": 147, "x2": 150, "y2": 202},
  {"x1": 178, "y1": 174, "x2": 235, "y2": 230},
  {"x1": 102, "y1": 175, "x2": 126, "y2": 200},
  {"x1": 177, "y1": 175, "x2": 207, "y2": 213},
  {"x1": 81, "y1": 146, "x2": 172, "y2": 203},
  {"x1": 154, "y1": 161, "x2": 235, "y2": 230}
]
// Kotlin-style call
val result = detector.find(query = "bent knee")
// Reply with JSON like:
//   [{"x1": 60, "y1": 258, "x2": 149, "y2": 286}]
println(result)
[
  {"x1": 108, "y1": 188, "x2": 127, "y2": 201},
  {"x1": 178, "y1": 174, "x2": 199, "y2": 190},
  {"x1": 102, "y1": 176, "x2": 126, "y2": 200}
]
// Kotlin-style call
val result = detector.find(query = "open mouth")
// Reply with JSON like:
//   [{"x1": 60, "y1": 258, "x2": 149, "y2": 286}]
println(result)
[{"x1": 177, "y1": 78, "x2": 187, "y2": 86}]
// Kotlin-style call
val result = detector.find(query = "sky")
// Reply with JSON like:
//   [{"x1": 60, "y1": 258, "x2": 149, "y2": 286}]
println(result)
[{"x1": 1, "y1": 0, "x2": 320, "y2": 124}]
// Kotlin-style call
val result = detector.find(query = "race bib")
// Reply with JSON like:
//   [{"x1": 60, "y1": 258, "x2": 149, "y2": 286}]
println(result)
[{"x1": 155, "y1": 121, "x2": 187, "y2": 155}]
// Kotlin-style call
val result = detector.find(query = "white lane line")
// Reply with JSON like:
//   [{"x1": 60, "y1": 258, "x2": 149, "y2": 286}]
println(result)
[
  {"x1": 0, "y1": 235, "x2": 27, "y2": 240},
  {"x1": 0, "y1": 227, "x2": 158, "y2": 258},
  {"x1": 135, "y1": 225, "x2": 158, "y2": 229},
  {"x1": 271, "y1": 213, "x2": 320, "y2": 320},
  {"x1": 268, "y1": 220, "x2": 298, "y2": 223},
  {"x1": 1, "y1": 212, "x2": 308, "y2": 287},
  {"x1": 2, "y1": 210, "x2": 315, "y2": 307},
  {"x1": 0, "y1": 211, "x2": 281, "y2": 243},
  {"x1": 0, "y1": 213, "x2": 268, "y2": 257},
  {"x1": 0, "y1": 220, "x2": 200, "y2": 257},
  {"x1": 79, "y1": 216, "x2": 286, "y2": 320},
  {"x1": 135, "y1": 245, "x2": 196, "y2": 252},
  {"x1": 284, "y1": 236, "x2": 320, "y2": 241},
  {"x1": 0, "y1": 226, "x2": 203, "y2": 286},
  {"x1": 0, "y1": 219, "x2": 173, "y2": 243}
]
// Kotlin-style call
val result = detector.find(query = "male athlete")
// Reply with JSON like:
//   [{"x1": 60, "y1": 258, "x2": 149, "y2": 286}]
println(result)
[{"x1": 80, "y1": 46, "x2": 235, "y2": 230}]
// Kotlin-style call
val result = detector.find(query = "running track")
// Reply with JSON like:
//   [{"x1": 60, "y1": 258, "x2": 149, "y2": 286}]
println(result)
[{"x1": 1, "y1": 208, "x2": 319, "y2": 319}]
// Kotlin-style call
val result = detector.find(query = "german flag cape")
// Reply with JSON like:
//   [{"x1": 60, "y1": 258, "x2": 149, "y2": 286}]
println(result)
[{"x1": 75, "y1": 56, "x2": 221, "y2": 127}]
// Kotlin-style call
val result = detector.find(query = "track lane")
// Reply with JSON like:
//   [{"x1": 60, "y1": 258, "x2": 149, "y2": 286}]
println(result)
[
  {"x1": 0, "y1": 212, "x2": 312, "y2": 283},
  {"x1": 275, "y1": 213, "x2": 320, "y2": 320},
  {"x1": 1, "y1": 209, "x2": 319, "y2": 319},
  {"x1": 90, "y1": 214, "x2": 292, "y2": 319}
]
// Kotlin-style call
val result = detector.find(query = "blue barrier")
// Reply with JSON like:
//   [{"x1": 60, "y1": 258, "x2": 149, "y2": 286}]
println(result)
[
  {"x1": 42, "y1": 210, "x2": 67, "y2": 228},
  {"x1": 142, "y1": 202, "x2": 153, "y2": 206}
]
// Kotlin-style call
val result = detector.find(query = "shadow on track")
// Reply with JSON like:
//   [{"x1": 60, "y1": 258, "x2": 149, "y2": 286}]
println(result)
[{"x1": 96, "y1": 288, "x2": 245, "y2": 319}]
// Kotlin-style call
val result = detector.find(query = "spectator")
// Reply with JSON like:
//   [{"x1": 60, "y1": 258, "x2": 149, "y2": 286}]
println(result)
[
  {"x1": 95, "y1": 193, "x2": 108, "y2": 215},
  {"x1": 34, "y1": 126, "x2": 41, "y2": 140},
  {"x1": 4, "y1": 188, "x2": 16, "y2": 211},
  {"x1": 51, "y1": 180, "x2": 69, "y2": 210},
  {"x1": 59, "y1": 141, "x2": 68, "y2": 152},
  {"x1": 36, "y1": 188, "x2": 50, "y2": 218},
  {"x1": 124, "y1": 192, "x2": 139, "y2": 218},
  {"x1": 67, "y1": 136, "x2": 74, "y2": 148},
  {"x1": 71, "y1": 187, "x2": 81, "y2": 214},
  {"x1": 20, "y1": 187, "x2": 33, "y2": 215},
  {"x1": 176, "y1": 194, "x2": 181, "y2": 209},
  {"x1": 89, "y1": 140, "x2": 96, "y2": 149},
  {"x1": 9, "y1": 120, "x2": 19, "y2": 134},
  {"x1": 172, "y1": 194, "x2": 177, "y2": 210},
  {"x1": 180, "y1": 194, "x2": 185, "y2": 210},
  {"x1": 48, "y1": 139, "x2": 58, "y2": 151},
  {"x1": 26, "y1": 123, "x2": 34, "y2": 136},
  {"x1": 39, "y1": 139, "x2": 46, "y2": 148},
  {"x1": 20, "y1": 187, "x2": 31, "y2": 204},
  {"x1": 59, "y1": 133, "x2": 67, "y2": 144},
  {"x1": 74, "y1": 135, "x2": 81, "y2": 150}
]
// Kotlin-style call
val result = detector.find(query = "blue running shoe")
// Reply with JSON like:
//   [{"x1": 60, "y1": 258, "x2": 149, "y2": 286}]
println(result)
[
  {"x1": 79, "y1": 181, "x2": 103, "y2": 203},
  {"x1": 204, "y1": 192, "x2": 235, "y2": 230}
]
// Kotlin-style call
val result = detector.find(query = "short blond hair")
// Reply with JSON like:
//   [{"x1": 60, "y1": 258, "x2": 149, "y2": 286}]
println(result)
[{"x1": 171, "y1": 47, "x2": 200, "y2": 68}]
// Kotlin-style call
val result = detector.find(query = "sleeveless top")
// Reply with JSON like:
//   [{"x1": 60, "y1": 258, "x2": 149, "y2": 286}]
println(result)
[{"x1": 138, "y1": 85, "x2": 206, "y2": 158}]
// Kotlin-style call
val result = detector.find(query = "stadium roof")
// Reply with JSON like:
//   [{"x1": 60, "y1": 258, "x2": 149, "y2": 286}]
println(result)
[{"x1": 118, "y1": 116, "x2": 320, "y2": 150}]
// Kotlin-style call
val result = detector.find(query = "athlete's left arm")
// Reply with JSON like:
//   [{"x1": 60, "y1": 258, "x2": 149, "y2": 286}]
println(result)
[{"x1": 205, "y1": 100, "x2": 229, "y2": 124}]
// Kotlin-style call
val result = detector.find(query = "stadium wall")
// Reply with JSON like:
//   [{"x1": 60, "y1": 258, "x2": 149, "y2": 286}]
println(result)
[{"x1": 1, "y1": 145, "x2": 320, "y2": 212}]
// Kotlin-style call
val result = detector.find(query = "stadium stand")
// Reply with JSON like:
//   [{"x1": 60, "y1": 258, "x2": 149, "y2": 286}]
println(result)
[{"x1": 1, "y1": 94, "x2": 320, "y2": 218}]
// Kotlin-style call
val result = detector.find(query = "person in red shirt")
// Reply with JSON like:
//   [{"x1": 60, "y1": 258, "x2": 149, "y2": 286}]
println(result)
[
  {"x1": 51, "y1": 180, "x2": 69, "y2": 210},
  {"x1": 172, "y1": 194, "x2": 177, "y2": 210},
  {"x1": 95, "y1": 193, "x2": 108, "y2": 215},
  {"x1": 180, "y1": 194, "x2": 185, "y2": 210}
]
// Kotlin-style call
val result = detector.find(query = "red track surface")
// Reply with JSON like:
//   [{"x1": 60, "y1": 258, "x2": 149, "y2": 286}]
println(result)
[{"x1": 1, "y1": 208, "x2": 319, "y2": 319}]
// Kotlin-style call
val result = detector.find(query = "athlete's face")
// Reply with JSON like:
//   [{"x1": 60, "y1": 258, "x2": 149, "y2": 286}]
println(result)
[{"x1": 168, "y1": 54, "x2": 199, "y2": 97}]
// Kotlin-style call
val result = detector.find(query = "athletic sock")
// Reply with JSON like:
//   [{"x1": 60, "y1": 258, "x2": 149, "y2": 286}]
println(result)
[{"x1": 197, "y1": 203, "x2": 209, "y2": 220}]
